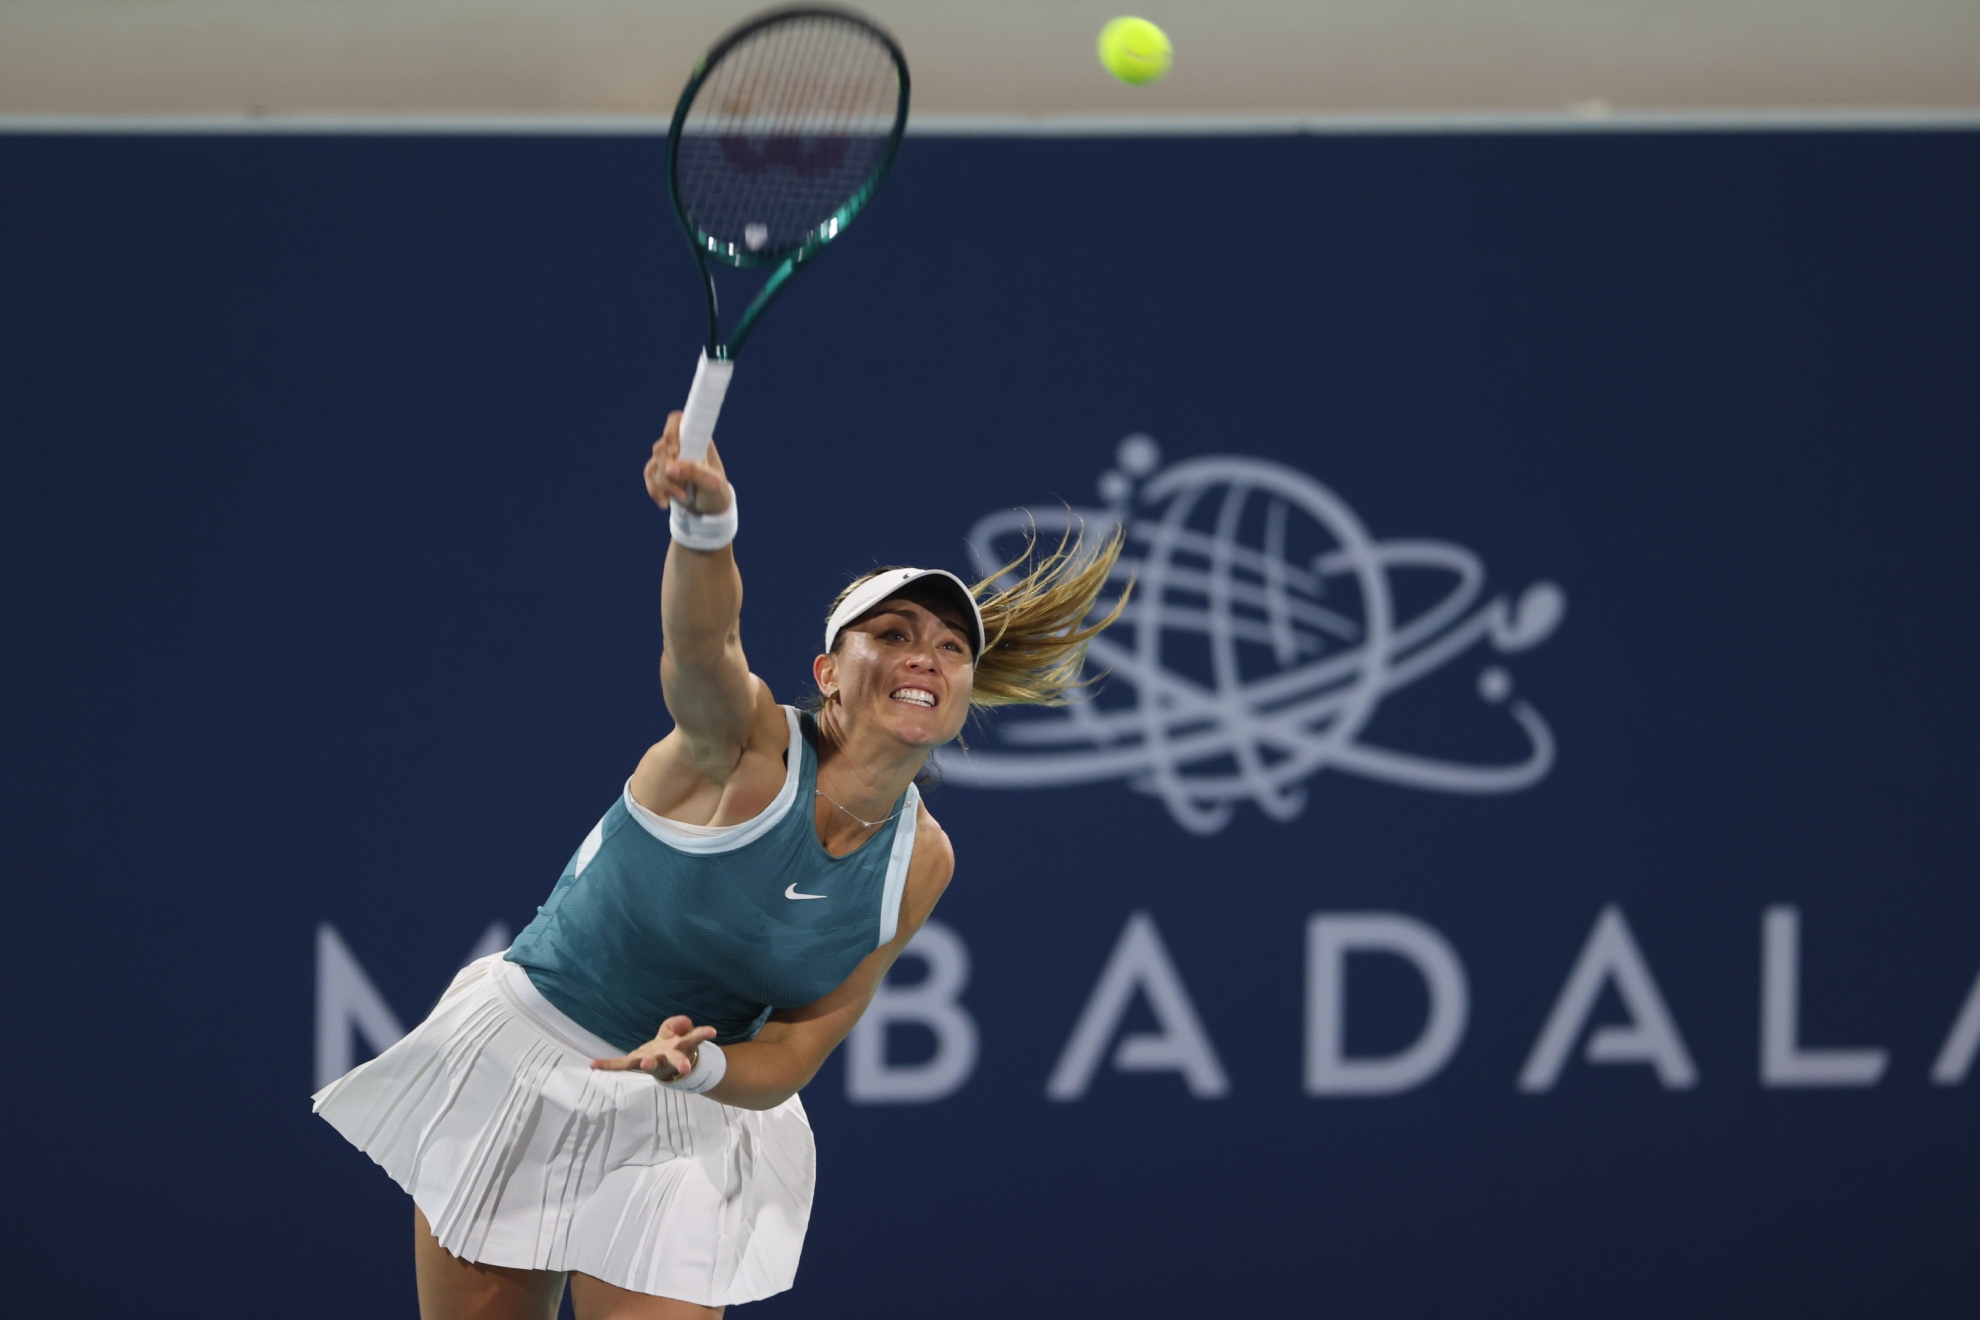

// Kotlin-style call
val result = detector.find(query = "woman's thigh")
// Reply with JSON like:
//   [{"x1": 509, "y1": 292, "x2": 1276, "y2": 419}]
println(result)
[
  {"x1": 569, "y1": 1272, "x2": 723, "y2": 1320},
  {"x1": 413, "y1": 1205, "x2": 567, "y2": 1320}
]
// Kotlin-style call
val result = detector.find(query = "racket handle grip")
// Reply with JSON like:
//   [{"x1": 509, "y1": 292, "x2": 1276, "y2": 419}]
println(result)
[{"x1": 678, "y1": 352, "x2": 734, "y2": 464}]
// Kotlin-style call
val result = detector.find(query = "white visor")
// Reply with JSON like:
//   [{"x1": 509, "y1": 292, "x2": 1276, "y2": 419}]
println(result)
[{"x1": 824, "y1": 568, "x2": 986, "y2": 659}]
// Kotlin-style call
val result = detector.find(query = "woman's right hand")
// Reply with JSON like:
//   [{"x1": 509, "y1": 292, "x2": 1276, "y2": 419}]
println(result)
[{"x1": 644, "y1": 411, "x2": 732, "y2": 516}]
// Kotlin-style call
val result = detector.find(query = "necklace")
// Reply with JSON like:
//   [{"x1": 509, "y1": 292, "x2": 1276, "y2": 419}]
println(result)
[{"x1": 814, "y1": 787, "x2": 903, "y2": 830}]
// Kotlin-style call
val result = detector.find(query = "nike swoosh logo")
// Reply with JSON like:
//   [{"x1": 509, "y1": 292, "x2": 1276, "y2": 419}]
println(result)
[{"x1": 784, "y1": 883, "x2": 828, "y2": 901}]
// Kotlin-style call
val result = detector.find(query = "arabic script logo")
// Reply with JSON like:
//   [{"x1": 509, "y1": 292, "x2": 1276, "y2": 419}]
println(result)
[{"x1": 936, "y1": 436, "x2": 1567, "y2": 836}]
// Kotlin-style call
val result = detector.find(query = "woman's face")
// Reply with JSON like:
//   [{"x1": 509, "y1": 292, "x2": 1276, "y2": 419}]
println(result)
[{"x1": 816, "y1": 591, "x2": 975, "y2": 749}]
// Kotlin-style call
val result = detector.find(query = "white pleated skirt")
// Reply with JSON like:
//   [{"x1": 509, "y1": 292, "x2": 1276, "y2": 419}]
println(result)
[{"x1": 312, "y1": 953, "x2": 814, "y2": 1307}]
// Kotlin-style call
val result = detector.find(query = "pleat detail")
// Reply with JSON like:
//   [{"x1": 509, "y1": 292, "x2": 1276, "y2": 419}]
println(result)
[{"x1": 313, "y1": 954, "x2": 815, "y2": 1306}]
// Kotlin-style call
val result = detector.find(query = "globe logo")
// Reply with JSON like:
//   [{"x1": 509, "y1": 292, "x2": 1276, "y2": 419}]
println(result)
[{"x1": 936, "y1": 435, "x2": 1567, "y2": 836}]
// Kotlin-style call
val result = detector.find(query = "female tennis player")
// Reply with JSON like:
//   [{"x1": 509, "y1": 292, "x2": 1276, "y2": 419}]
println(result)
[{"x1": 314, "y1": 412, "x2": 1122, "y2": 1319}]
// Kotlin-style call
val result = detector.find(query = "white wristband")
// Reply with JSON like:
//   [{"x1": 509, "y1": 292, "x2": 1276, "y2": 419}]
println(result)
[
  {"x1": 670, "y1": 486, "x2": 737, "y2": 551},
  {"x1": 660, "y1": 1040, "x2": 727, "y2": 1094}
]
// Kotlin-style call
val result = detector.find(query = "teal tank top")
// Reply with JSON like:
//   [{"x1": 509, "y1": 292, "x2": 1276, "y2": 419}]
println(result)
[{"x1": 506, "y1": 706, "x2": 920, "y2": 1052}]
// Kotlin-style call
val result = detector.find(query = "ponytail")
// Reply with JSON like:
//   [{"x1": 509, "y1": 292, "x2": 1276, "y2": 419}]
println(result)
[{"x1": 967, "y1": 522, "x2": 1128, "y2": 709}]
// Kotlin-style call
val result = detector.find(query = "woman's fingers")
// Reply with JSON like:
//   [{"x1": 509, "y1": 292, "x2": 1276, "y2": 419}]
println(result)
[
  {"x1": 665, "y1": 460, "x2": 731, "y2": 514},
  {"x1": 644, "y1": 415, "x2": 688, "y2": 509},
  {"x1": 656, "y1": 1024, "x2": 715, "y2": 1073},
  {"x1": 590, "y1": 1020, "x2": 715, "y2": 1079},
  {"x1": 591, "y1": 1050, "x2": 681, "y2": 1080},
  {"x1": 648, "y1": 467, "x2": 695, "y2": 509},
  {"x1": 643, "y1": 414, "x2": 732, "y2": 515},
  {"x1": 647, "y1": 467, "x2": 723, "y2": 511}
]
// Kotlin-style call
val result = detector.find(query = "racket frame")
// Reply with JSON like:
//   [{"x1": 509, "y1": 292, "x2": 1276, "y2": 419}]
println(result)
[{"x1": 664, "y1": 4, "x2": 911, "y2": 362}]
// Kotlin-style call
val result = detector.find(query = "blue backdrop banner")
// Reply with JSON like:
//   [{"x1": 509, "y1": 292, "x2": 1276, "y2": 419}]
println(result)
[{"x1": 2, "y1": 128, "x2": 1977, "y2": 1317}]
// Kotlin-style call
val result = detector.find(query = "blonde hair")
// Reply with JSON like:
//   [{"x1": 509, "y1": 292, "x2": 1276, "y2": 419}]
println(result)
[{"x1": 824, "y1": 523, "x2": 1130, "y2": 711}]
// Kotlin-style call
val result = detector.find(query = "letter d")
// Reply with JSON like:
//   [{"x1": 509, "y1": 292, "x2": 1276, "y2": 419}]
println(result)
[{"x1": 1306, "y1": 913, "x2": 1469, "y2": 1096}]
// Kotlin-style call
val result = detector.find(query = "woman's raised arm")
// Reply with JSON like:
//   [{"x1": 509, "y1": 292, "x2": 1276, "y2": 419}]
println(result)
[{"x1": 642, "y1": 411, "x2": 762, "y2": 774}]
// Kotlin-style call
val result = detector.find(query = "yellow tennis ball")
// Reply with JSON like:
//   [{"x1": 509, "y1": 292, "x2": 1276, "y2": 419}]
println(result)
[{"x1": 1097, "y1": 17, "x2": 1172, "y2": 87}]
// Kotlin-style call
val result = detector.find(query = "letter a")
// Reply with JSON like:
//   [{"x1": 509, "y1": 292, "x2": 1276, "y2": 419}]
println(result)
[
  {"x1": 1046, "y1": 911, "x2": 1230, "y2": 1101},
  {"x1": 1932, "y1": 966, "x2": 1980, "y2": 1086},
  {"x1": 1519, "y1": 905, "x2": 1698, "y2": 1093}
]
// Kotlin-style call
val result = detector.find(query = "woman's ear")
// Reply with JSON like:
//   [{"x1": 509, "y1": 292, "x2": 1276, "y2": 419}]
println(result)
[{"x1": 813, "y1": 651, "x2": 838, "y2": 699}]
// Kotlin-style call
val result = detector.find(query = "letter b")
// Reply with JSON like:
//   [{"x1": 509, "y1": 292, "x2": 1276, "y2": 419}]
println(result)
[{"x1": 847, "y1": 922, "x2": 979, "y2": 1104}]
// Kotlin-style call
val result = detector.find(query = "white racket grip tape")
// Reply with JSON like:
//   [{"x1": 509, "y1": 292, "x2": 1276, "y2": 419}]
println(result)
[{"x1": 678, "y1": 352, "x2": 734, "y2": 464}]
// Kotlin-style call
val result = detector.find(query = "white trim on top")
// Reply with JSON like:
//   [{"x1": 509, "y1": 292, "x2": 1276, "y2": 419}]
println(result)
[
  {"x1": 573, "y1": 815, "x2": 608, "y2": 877},
  {"x1": 621, "y1": 706, "x2": 804, "y2": 856},
  {"x1": 1, "y1": 109, "x2": 1977, "y2": 137},
  {"x1": 875, "y1": 785, "x2": 920, "y2": 952}
]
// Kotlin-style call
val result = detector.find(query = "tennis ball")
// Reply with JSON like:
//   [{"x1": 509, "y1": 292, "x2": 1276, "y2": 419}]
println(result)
[{"x1": 1097, "y1": 17, "x2": 1172, "y2": 87}]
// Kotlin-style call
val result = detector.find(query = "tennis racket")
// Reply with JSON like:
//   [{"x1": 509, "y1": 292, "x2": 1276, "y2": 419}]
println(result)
[{"x1": 666, "y1": 6, "x2": 910, "y2": 464}]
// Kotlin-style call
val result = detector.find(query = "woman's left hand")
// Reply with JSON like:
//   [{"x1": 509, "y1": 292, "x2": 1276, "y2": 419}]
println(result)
[{"x1": 591, "y1": 1014, "x2": 717, "y2": 1082}]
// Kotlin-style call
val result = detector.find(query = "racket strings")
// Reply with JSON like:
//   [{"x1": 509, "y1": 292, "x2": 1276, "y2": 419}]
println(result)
[{"x1": 676, "y1": 13, "x2": 902, "y2": 261}]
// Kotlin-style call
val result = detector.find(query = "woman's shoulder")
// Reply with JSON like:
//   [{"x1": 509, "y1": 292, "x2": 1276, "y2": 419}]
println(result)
[{"x1": 629, "y1": 677, "x2": 793, "y2": 821}]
